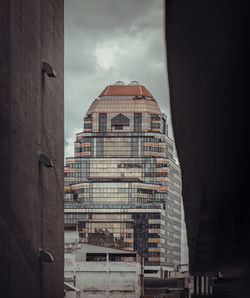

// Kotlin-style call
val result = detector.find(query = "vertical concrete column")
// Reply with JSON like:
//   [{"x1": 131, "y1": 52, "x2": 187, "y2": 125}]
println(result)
[
  {"x1": 198, "y1": 276, "x2": 202, "y2": 295},
  {"x1": 208, "y1": 277, "x2": 212, "y2": 295},
  {"x1": 201, "y1": 276, "x2": 204, "y2": 294},
  {"x1": 193, "y1": 275, "x2": 197, "y2": 295},
  {"x1": 203, "y1": 276, "x2": 207, "y2": 295},
  {"x1": 106, "y1": 261, "x2": 109, "y2": 298}
]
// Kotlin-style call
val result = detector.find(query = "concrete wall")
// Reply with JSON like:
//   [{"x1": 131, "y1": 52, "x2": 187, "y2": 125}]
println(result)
[
  {"x1": 65, "y1": 292, "x2": 82, "y2": 298},
  {"x1": 65, "y1": 252, "x2": 76, "y2": 284},
  {"x1": 64, "y1": 239, "x2": 141, "y2": 297},
  {"x1": 76, "y1": 261, "x2": 141, "y2": 298},
  {"x1": 0, "y1": 0, "x2": 64, "y2": 297},
  {"x1": 165, "y1": 1, "x2": 250, "y2": 296}
]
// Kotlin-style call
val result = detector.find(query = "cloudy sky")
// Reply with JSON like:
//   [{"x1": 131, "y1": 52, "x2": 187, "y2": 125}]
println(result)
[
  {"x1": 64, "y1": 0, "x2": 174, "y2": 158},
  {"x1": 65, "y1": 0, "x2": 188, "y2": 263}
]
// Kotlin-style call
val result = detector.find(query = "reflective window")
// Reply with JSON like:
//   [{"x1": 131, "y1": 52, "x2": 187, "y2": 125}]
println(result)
[{"x1": 99, "y1": 113, "x2": 107, "y2": 132}]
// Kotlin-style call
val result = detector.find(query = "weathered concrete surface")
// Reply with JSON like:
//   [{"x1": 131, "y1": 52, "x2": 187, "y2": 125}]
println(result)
[
  {"x1": 0, "y1": 0, "x2": 64, "y2": 297},
  {"x1": 65, "y1": 233, "x2": 141, "y2": 298},
  {"x1": 76, "y1": 262, "x2": 141, "y2": 298}
]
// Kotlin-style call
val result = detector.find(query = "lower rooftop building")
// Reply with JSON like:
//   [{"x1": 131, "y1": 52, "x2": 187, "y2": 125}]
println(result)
[
  {"x1": 64, "y1": 81, "x2": 182, "y2": 277},
  {"x1": 64, "y1": 227, "x2": 142, "y2": 297}
]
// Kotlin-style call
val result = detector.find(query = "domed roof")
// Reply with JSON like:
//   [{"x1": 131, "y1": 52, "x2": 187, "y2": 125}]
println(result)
[
  {"x1": 99, "y1": 82, "x2": 153, "y2": 98},
  {"x1": 86, "y1": 82, "x2": 162, "y2": 115}
]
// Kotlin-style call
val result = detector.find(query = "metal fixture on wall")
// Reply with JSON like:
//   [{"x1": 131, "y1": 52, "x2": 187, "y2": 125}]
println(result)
[
  {"x1": 39, "y1": 154, "x2": 54, "y2": 168},
  {"x1": 39, "y1": 249, "x2": 54, "y2": 263},
  {"x1": 41, "y1": 61, "x2": 56, "y2": 77}
]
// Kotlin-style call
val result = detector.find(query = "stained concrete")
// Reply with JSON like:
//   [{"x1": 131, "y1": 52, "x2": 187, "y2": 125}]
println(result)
[{"x1": 0, "y1": 0, "x2": 64, "y2": 297}]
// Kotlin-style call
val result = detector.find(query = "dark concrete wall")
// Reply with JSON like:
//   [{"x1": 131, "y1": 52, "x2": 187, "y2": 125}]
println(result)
[
  {"x1": 0, "y1": 0, "x2": 64, "y2": 297},
  {"x1": 165, "y1": 0, "x2": 249, "y2": 296}
]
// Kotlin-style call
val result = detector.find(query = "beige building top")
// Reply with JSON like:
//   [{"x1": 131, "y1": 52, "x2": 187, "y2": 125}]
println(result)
[{"x1": 86, "y1": 82, "x2": 162, "y2": 115}]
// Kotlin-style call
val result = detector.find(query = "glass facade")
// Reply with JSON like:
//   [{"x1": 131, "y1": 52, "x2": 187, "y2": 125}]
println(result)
[{"x1": 64, "y1": 82, "x2": 182, "y2": 273}]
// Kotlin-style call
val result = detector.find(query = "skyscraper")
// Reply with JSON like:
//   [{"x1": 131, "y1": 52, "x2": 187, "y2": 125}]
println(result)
[{"x1": 64, "y1": 81, "x2": 182, "y2": 276}]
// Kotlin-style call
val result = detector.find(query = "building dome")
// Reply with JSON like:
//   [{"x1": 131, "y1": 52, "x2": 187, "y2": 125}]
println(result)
[
  {"x1": 99, "y1": 82, "x2": 153, "y2": 97},
  {"x1": 86, "y1": 82, "x2": 161, "y2": 115}
]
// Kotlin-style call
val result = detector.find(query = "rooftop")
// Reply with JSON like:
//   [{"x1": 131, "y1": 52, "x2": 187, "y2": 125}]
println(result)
[
  {"x1": 99, "y1": 81, "x2": 153, "y2": 98},
  {"x1": 86, "y1": 81, "x2": 162, "y2": 115}
]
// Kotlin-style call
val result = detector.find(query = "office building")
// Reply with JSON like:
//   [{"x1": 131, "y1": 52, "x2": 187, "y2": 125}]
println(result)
[{"x1": 64, "y1": 81, "x2": 182, "y2": 276}]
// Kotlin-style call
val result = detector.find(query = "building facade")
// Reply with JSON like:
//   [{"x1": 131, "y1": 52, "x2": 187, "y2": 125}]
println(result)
[
  {"x1": 64, "y1": 81, "x2": 182, "y2": 276},
  {"x1": 0, "y1": 0, "x2": 64, "y2": 297}
]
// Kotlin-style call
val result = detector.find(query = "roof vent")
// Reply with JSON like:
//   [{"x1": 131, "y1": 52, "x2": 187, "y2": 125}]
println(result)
[
  {"x1": 114, "y1": 80, "x2": 125, "y2": 85},
  {"x1": 130, "y1": 80, "x2": 139, "y2": 85}
]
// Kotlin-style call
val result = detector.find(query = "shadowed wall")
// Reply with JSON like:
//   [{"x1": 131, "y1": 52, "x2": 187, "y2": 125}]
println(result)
[
  {"x1": 0, "y1": 0, "x2": 64, "y2": 297},
  {"x1": 165, "y1": 1, "x2": 249, "y2": 297}
]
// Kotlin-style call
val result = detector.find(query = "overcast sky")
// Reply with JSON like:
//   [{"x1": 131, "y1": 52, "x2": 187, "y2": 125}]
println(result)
[
  {"x1": 65, "y1": 0, "x2": 188, "y2": 262},
  {"x1": 64, "y1": 0, "x2": 174, "y2": 158}
]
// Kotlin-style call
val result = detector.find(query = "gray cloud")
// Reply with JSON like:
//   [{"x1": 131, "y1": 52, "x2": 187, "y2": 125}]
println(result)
[{"x1": 65, "y1": 0, "x2": 175, "y2": 158}]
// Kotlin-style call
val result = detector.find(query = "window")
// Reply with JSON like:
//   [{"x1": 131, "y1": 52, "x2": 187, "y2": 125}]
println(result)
[
  {"x1": 151, "y1": 114, "x2": 160, "y2": 121},
  {"x1": 151, "y1": 114, "x2": 161, "y2": 130},
  {"x1": 134, "y1": 113, "x2": 142, "y2": 132},
  {"x1": 111, "y1": 113, "x2": 129, "y2": 126},
  {"x1": 137, "y1": 188, "x2": 153, "y2": 194},
  {"x1": 99, "y1": 113, "x2": 107, "y2": 132},
  {"x1": 84, "y1": 115, "x2": 92, "y2": 121},
  {"x1": 84, "y1": 123, "x2": 92, "y2": 129},
  {"x1": 114, "y1": 125, "x2": 123, "y2": 130},
  {"x1": 163, "y1": 118, "x2": 166, "y2": 134},
  {"x1": 86, "y1": 253, "x2": 107, "y2": 261},
  {"x1": 151, "y1": 122, "x2": 160, "y2": 129}
]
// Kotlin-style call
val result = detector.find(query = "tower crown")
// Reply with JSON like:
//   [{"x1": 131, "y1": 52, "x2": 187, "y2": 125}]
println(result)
[
  {"x1": 99, "y1": 81, "x2": 153, "y2": 98},
  {"x1": 87, "y1": 81, "x2": 160, "y2": 115}
]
